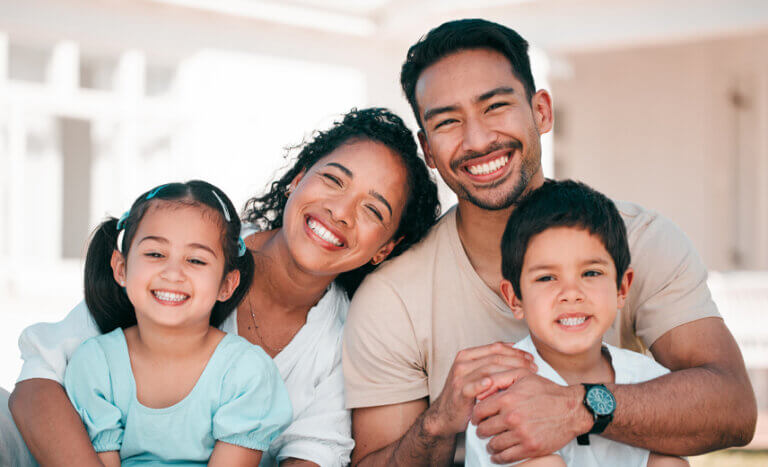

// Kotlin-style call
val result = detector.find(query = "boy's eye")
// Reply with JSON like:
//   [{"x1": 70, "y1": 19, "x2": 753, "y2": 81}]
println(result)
[
  {"x1": 322, "y1": 173, "x2": 343, "y2": 186},
  {"x1": 583, "y1": 270, "x2": 602, "y2": 277},
  {"x1": 535, "y1": 275, "x2": 554, "y2": 282}
]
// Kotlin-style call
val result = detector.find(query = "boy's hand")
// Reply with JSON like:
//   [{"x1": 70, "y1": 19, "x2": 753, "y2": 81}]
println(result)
[
  {"x1": 423, "y1": 342, "x2": 536, "y2": 438},
  {"x1": 471, "y1": 373, "x2": 590, "y2": 464}
]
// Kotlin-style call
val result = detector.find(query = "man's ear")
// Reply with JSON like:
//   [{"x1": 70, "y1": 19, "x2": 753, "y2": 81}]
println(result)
[
  {"x1": 371, "y1": 236, "x2": 403, "y2": 266},
  {"x1": 616, "y1": 267, "x2": 634, "y2": 309},
  {"x1": 531, "y1": 89, "x2": 554, "y2": 135},
  {"x1": 417, "y1": 130, "x2": 436, "y2": 169},
  {"x1": 218, "y1": 270, "x2": 241, "y2": 302},
  {"x1": 111, "y1": 250, "x2": 127, "y2": 287},
  {"x1": 500, "y1": 279, "x2": 524, "y2": 320}
]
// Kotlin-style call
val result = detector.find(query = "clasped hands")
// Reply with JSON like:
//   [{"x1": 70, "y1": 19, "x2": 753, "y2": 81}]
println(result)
[{"x1": 425, "y1": 342, "x2": 589, "y2": 464}]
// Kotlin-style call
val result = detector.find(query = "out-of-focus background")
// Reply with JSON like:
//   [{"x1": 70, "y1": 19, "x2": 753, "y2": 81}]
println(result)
[{"x1": 1, "y1": 0, "x2": 766, "y2": 462}]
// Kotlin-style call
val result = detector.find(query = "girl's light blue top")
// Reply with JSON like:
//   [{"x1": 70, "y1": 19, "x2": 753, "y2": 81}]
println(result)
[{"x1": 64, "y1": 328, "x2": 293, "y2": 466}]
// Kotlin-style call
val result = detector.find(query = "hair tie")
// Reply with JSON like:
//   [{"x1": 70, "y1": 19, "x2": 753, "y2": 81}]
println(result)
[
  {"x1": 211, "y1": 190, "x2": 231, "y2": 222},
  {"x1": 116, "y1": 211, "x2": 129, "y2": 231},
  {"x1": 146, "y1": 184, "x2": 169, "y2": 200},
  {"x1": 237, "y1": 237, "x2": 247, "y2": 257}
]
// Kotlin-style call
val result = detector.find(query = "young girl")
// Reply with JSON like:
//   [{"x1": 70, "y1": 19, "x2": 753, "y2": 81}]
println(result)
[{"x1": 64, "y1": 180, "x2": 292, "y2": 466}]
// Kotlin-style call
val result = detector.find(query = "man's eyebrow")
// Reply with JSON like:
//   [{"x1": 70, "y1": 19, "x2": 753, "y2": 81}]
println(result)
[
  {"x1": 476, "y1": 86, "x2": 516, "y2": 103},
  {"x1": 369, "y1": 190, "x2": 393, "y2": 217},
  {"x1": 423, "y1": 105, "x2": 458, "y2": 123},
  {"x1": 326, "y1": 162, "x2": 353, "y2": 178}
]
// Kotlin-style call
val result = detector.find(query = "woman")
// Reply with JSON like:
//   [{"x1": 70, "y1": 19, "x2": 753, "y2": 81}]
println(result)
[{"x1": 7, "y1": 108, "x2": 440, "y2": 466}]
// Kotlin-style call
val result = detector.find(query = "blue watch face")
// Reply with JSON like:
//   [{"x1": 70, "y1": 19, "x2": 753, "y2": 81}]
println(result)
[{"x1": 586, "y1": 386, "x2": 616, "y2": 416}]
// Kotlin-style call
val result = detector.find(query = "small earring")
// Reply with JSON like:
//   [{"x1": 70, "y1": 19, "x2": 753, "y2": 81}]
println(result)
[
  {"x1": 120, "y1": 280, "x2": 126, "y2": 286},
  {"x1": 286, "y1": 187, "x2": 293, "y2": 197}
]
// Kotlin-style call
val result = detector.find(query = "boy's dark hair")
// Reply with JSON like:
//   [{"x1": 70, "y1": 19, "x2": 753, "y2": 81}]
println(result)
[
  {"x1": 243, "y1": 107, "x2": 440, "y2": 296},
  {"x1": 501, "y1": 179, "x2": 630, "y2": 298},
  {"x1": 400, "y1": 18, "x2": 537, "y2": 129},
  {"x1": 85, "y1": 180, "x2": 255, "y2": 333}
]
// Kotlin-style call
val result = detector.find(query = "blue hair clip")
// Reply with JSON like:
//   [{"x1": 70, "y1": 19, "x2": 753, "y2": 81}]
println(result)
[
  {"x1": 238, "y1": 237, "x2": 247, "y2": 257},
  {"x1": 146, "y1": 184, "x2": 169, "y2": 200},
  {"x1": 116, "y1": 211, "x2": 130, "y2": 231}
]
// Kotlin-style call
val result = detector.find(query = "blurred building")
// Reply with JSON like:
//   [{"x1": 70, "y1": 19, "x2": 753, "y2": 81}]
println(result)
[{"x1": 1, "y1": 0, "x2": 767, "y2": 447}]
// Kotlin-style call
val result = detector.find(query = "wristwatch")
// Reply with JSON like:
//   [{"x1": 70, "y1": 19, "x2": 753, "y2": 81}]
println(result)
[{"x1": 577, "y1": 383, "x2": 616, "y2": 446}]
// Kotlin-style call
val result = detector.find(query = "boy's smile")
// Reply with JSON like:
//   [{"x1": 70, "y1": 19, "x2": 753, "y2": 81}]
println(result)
[{"x1": 501, "y1": 226, "x2": 632, "y2": 370}]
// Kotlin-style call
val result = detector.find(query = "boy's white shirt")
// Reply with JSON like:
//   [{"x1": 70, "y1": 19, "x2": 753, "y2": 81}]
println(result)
[{"x1": 465, "y1": 335, "x2": 670, "y2": 467}]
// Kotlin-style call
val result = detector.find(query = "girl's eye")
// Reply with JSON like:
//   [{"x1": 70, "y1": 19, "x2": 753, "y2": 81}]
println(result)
[
  {"x1": 188, "y1": 258, "x2": 207, "y2": 266},
  {"x1": 322, "y1": 173, "x2": 343, "y2": 186},
  {"x1": 145, "y1": 252, "x2": 163, "y2": 258},
  {"x1": 365, "y1": 205, "x2": 384, "y2": 222},
  {"x1": 584, "y1": 270, "x2": 603, "y2": 277}
]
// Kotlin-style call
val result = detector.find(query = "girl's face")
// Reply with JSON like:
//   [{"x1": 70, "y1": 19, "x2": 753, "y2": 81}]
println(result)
[
  {"x1": 111, "y1": 203, "x2": 239, "y2": 330},
  {"x1": 281, "y1": 139, "x2": 409, "y2": 277}
]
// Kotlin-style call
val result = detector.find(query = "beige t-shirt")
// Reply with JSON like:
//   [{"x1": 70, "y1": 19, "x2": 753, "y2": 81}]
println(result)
[{"x1": 343, "y1": 201, "x2": 720, "y2": 408}]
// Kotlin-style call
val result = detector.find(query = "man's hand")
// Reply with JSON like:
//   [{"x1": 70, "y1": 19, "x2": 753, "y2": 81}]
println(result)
[
  {"x1": 471, "y1": 371, "x2": 589, "y2": 464},
  {"x1": 351, "y1": 342, "x2": 536, "y2": 465},
  {"x1": 426, "y1": 342, "x2": 537, "y2": 437}
]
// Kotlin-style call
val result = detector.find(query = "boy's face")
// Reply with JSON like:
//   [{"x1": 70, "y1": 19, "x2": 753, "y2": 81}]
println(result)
[{"x1": 500, "y1": 226, "x2": 632, "y2": 359}]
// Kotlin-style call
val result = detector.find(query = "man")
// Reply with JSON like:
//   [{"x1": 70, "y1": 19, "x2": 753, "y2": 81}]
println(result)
[{"x1": 343, "y1": 18, "x2": 756, "y2": 465}]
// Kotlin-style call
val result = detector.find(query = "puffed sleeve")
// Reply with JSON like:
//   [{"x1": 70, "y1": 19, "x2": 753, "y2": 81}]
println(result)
[
  {"x1": 213, "y1": 344, "x2": 293, "y2": 452},
  {"x1": 270, "y1": 332, "x2": 354, "y2": 466},
  {"x1": 63, "y1": 338, "x2": 123, "y2": 453},
  {"x1": 18, "y1": 300, "x2": 101, "y2": 384}
]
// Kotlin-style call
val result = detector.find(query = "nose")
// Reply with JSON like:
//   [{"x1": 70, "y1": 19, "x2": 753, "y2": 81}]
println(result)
[
  {"x1": 462, "y1": 115, "x2": 497, "y2": 154},
  {"x1": 325, "y1": 194, "x2": 355, "y2": 227},
  {"x1": 159, "y1": 259, "x2": 186, "y2": 282},
  {"x1": 558, "y1": 277, "x2": 585, "y2": 304}
]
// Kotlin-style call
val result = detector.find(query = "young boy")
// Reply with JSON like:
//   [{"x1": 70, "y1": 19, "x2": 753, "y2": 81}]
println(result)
[{"x1": 465, "y1": 180, "x2": 688, "y2": 466}]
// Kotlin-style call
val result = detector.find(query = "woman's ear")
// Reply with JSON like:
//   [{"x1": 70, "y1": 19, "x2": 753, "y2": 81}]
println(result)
[
  {"x1": 111, "y1": 250, "x2": 127, "y2": 287},
  {"x1": 218, "y1": 270, "x2": 241, "y2": 302},
  {"x1": 616, "y1": 267, "x2": 634, "y2": 309},
  {"x1": 288, "y1": 168, "x2": 307, "y2": 195},
  {"x1": 500, "y1": 280, "x2": 524, "y2": 320},
  {"x1": 370, "y1": 236, "x2": 403, "y2": 266}
]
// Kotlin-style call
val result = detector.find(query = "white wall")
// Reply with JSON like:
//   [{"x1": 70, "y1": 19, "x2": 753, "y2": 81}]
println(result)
[{"x1": 551, "y1": 31, "x2": 768, "y2": 271}]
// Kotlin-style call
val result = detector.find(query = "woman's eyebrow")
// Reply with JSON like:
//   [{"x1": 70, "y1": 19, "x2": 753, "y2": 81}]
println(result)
[{"x1": 325, "y1": 162, "x2": 353, "y2": 177}]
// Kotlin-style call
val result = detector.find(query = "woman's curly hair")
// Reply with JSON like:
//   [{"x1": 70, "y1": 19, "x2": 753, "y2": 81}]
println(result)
[{"x1": 243, "y1": 107, "x2": 440, "y2": 296}]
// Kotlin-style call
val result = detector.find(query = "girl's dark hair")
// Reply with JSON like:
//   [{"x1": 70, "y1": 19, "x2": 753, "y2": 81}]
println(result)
[
  {"x1": 84, "y1": 180, "x2": 255, "y2": 333},
  {"x1": 243, "y1": 107, "x2": 440, "y2": 296}
]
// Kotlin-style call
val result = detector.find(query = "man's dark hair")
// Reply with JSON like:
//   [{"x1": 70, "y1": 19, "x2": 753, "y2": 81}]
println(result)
[
  {"x1": 400, "y1": 18, "x2": 537, "y2": 129},
  {"x1": 501, "y1": 180, "x2": 630, "y2": 298}
]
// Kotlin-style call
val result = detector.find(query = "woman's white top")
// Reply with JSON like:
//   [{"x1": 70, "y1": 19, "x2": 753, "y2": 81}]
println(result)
[{"x1": 17, "y1": 283, "x2": 354, "y2": 466}]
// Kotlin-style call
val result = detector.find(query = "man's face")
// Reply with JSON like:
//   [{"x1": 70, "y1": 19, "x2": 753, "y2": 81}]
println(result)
[{"x1": 414, "y1": 48, "x2": 552, "y2": 210}]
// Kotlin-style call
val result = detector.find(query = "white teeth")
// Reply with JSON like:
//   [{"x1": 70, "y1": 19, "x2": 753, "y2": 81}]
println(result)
[
  {"x1": 559, "y1": 316, "x2": 587, "y2": 326},
  {"x1": 307, "y1": 218, "x2": 343, "y2": 246},
  {"x1": 153, "y1": 291, "x2": 188, "y2": 302},
  {"x1": 467, "y1": 155, "x2": 509, "y2": 175}
]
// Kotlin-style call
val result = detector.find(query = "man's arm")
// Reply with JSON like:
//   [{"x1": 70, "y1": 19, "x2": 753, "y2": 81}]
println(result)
[
  {"x1": 473, "y1": 318, "x2": 756, "y2": 463},
  {"x1": 9, "y1": 379, "x2": 102, "y2": 467},
  {"x1": 351, "y1": 343, "x2": 537, "y2": 466},
  {"x1": 607, "y1": 317, "x2": 755, "y2": 453}
]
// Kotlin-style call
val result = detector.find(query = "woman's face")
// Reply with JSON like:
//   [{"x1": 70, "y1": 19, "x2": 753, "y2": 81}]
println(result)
[{"x1": 281, "y1": 139, "x2": 409, "y2": 277}]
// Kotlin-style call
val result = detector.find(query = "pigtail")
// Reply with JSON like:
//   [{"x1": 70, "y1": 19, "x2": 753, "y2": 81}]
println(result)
[
  {"x1": 210, "y1": 248, "x2": 254, "y2": 327},
  {"x1": 84, "y1": 218, "x2": 136, "y2": 333}
]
